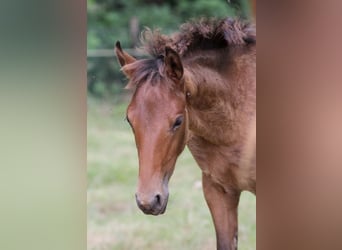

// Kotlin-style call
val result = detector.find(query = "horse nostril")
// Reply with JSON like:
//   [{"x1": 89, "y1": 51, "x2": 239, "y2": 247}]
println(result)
[{"x1": 155, "y1": 194, "x2": 161, "y2": 206}]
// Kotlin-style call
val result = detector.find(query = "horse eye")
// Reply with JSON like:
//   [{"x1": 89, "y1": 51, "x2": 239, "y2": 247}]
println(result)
[{"x1": 172, "y1": 116, "x2": 183, "y2": 131}]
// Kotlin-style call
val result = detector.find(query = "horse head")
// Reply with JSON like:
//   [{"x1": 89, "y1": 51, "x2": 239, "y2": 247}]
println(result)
[{"x1": 115, "y1": 42, "x2": 188, "y2": 215}]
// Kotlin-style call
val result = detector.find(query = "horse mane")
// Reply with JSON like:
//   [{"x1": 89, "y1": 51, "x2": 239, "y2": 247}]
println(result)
[
  {"x1": 123, "y1": 17, "x2": 255, "y2": 89},
  {"x1": 141, "y1": 17, "x2": 255, "y2": 58}
]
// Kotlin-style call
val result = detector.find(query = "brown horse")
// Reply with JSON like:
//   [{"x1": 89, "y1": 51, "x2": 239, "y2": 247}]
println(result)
[{"x1": 115, "y1": 18, "x2": 255, "y2": 250}]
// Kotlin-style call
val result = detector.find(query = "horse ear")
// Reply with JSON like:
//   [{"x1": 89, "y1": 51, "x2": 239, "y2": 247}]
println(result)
[
  {"x1": 115, "y1": 41, "x2": 136, "y2": 66},
  {"x1": 115, "y1": 41, "x2": 137, "y2": 78},
  {"x1": 164, "y1": 47, "x2": 183, "y2": 81}
]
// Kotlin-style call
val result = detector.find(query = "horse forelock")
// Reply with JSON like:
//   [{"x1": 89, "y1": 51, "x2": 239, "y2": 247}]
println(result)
[
  {"x1": 123, "y1": 57, "x2": 165, "y2": 90},
  {"x1": 123, "y1": 57, "x2": 183, "y2": 94}
]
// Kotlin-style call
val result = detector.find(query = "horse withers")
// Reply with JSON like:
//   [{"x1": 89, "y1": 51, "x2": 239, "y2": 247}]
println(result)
[{"x1": 115, "y1": 18, "x2": 255, "y2": 250}]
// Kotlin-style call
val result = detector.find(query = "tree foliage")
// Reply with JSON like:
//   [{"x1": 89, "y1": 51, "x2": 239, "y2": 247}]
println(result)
[{"x1": 87, "y1": 0, "x2": 251, "y2": 97}]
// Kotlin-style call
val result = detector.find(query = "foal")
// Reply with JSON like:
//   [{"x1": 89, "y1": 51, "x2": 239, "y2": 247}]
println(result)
[{"x1": 115, "y1": 18, "x2": 255, "y2": 250}]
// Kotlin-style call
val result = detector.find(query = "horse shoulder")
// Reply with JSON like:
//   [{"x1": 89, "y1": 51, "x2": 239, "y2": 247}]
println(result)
[{"x1": 187, "y1": 134, "x2": 255, "y2": 193}]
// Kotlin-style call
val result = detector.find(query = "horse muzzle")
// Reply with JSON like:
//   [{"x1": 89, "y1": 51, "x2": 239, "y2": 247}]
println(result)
[{"x1": 135, "y1": 192, "x2": 169, "y2": 215}]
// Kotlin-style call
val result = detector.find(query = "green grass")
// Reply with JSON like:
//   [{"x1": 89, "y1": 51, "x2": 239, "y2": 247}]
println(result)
[{"x1": 87, "y1": 95, "x2": 256, "y2": 250}]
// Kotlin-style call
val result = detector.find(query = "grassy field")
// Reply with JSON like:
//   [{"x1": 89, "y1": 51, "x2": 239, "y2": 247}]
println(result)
[{"x1": 87, "y1": 96, "x2": 256, "y2": 250}]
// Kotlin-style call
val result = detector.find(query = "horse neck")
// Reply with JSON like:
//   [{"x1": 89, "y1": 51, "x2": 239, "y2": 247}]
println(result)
[{"x1": 183, "y1": 48, "x2": 256, "y2": 145}]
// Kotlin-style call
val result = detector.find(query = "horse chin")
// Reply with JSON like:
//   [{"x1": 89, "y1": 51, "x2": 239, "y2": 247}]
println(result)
[{"x1": 148, "y1": 204, "x2": 167, "y2": 216}]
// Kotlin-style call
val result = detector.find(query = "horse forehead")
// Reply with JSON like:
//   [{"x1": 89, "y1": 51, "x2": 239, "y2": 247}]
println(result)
[{"x1": 132, "y1": 84, "x2": 180, "y2": 114}]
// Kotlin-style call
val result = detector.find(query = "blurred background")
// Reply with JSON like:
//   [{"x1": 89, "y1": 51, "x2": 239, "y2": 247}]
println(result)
[
  {"x1": 87, "y1": 0, "x2": 252, "y2": 97},
  {"x1": 87, "y1": 0, "x2": 255, "y2": 249}
]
